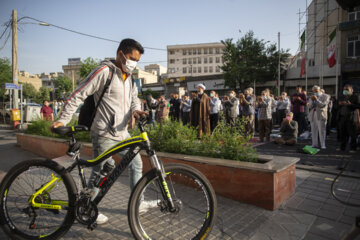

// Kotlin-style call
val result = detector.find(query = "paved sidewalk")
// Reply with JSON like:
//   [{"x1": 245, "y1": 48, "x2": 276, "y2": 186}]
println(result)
[
  {"x1": 1, "y1": 161, "x2": 359, "y2": 239},
  {"x1": 0, "y1": 129, "x2": 359, "y2": 239}
]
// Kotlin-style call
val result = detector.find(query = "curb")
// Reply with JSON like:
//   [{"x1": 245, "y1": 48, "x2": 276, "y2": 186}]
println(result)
[{"x1": 296, "y1": 164, "x2": 360, "y2": 179}]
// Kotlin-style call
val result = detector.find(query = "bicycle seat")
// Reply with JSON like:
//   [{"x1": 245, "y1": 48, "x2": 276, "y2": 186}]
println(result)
[{"x1": 52, "y1": 125, "x2": 88, "y2": 135}]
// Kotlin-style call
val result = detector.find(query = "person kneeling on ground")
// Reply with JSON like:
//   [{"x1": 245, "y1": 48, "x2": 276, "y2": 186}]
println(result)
[{"x1": 274, "y1": 112, "x2": 298, "y2": 146}]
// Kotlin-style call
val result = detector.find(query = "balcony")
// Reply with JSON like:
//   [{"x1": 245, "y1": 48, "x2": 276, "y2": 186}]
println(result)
[
  {"x1": 339, "y1": 20, "x2": 360, "y2": 31},
  {"x1": 343, "y1": 57, "x2": 360, "y2": 72}
]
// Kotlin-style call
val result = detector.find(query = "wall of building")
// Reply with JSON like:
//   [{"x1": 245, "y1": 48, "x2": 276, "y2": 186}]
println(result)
[
  {"x1": 18, "y1": 71, "x2": 42, "y2": 91},
  {"x1": 167, "y1": 42, "x2": 225, "y2": 78}
]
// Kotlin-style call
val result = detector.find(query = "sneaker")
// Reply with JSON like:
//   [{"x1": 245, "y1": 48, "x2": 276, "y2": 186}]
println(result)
[
  {"x1": 96, "y1": 213, "x2": 108, "y2": 225},
  {"x1": 139, "y1": 200, "x2": 159, "y2": 214},
  {"x1": 321, "y1": 146, "x2": 326, "y2": 150},
  {"x1": 349, "y1": 150, "x2": 356, "y2": 154}
]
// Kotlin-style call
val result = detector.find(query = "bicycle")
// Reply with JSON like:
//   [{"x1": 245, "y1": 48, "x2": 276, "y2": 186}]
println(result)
[{"x1": 0, "y1": 117, "x2": 217, "y2": 240}]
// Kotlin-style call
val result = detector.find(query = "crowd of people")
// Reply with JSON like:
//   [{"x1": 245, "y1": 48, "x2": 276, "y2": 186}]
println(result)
[{"x1": 142, "y1": 83, "x2": 360, "y2": 153}]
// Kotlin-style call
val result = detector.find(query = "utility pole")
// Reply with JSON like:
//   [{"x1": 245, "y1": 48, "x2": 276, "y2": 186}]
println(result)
[
  {"x1": 278, "y1": 32, "x2": 281, "y2": 97},
  {"x1": 12, "y1": 9, "x2": 19, "y2": 109}
]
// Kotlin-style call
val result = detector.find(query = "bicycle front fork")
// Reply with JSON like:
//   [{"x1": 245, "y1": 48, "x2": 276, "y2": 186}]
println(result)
[{"x1": 148, "y1": 153, "x2": 176, "y2": 212}]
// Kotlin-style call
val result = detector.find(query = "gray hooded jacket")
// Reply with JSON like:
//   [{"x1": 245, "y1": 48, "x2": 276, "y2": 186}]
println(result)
[{"x1": 58, "y1": 60, "x2": 141, "y2": 141}]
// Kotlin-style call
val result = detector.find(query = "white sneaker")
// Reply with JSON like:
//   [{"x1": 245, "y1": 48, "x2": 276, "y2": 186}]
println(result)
[
  {"x1": 139, "y1": 200, "x2": 159, "y2": 214},
  {"x1": 96, "y1": 213, "x2": 108, "y2": 225}
]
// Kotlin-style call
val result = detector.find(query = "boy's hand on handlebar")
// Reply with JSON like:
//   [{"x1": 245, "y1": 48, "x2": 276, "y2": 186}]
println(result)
[
  {"x1": 50, "y1": 121, "x2": 64, "y2": 132},
  {"x1": 133, "y1": 110, "x2": 148, "y2": 120}
]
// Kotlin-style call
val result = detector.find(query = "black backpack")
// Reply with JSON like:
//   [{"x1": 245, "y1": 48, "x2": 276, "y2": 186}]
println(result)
[{"x1": 78, "y1": 66, "x2": 114, "y2": 129}]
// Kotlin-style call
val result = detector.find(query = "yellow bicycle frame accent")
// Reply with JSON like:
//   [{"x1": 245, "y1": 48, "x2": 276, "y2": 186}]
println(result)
[
  {"x1": 29, "y1": 174, "x2": 68, "y2": 210},
  {"x1": 87, "y1": 132, "x2": 148, "y2": 163}
]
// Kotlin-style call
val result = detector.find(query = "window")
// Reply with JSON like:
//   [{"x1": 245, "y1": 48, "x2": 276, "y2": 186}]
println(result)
[
  {"x1": 204, "y1": 66, "x2": 208, "y2": 73},
  {"x1": 188, "y1": 49, "x2": 192, "y2": 55},
  {"x1": 347, "y1": 36, "x2": 360, "y2": 57},
  {"x1": 209, "y1": 48, "x2": 213, "y2": 54},
  {"x1": 189, "y1": 67, "x2": 192, "y2": 73},
  {"x1": 183, "y1": 49, "x2": 187, "y2": 55},
  {"x1": 169, "y1": 59, "x2": 175, "y2": 64},
  {"x1": 198, "y1": 57, "x2": 201, "y2": 64},
  {"x1": 169, "y1": 50, "x2": 175, "y2": 55},
  {"x1": 209, "y1": 66, "x2": 213, "y2": 73},
  {"x1": 183, "y1": 67, "x2": 187, "y2": 73},
  {"x1": 183, "y1": 58, "x2": 187, "y2": 64},
  {"x1": 349, "y1": 9, "x2": 360, "y2": 21},
  {"x1": 216, "y1": 48, "x2": 220, "y2": 54},
  {"x1": 216, "y1": 57, "x2": 220, "y2": 63},
  {"x1": 198, "y1": 67, "x2": 202, "y2": 73},
  {"x1": 189, "y1": 58, "x2": 192, "y2": 64},
  {"x1": 216, "y1": 66, "x2": 220, "y2": 72},
  {"x1": 209, "y1": 57, "x2": 213, "y2": 63},
  {"x1": 193, "y1": 49, "x2": 196, "y2": 55},
  {"x1": 204, "y1": 48, "x2": 208, "y2": 54},
  {"x1": 193, "y1": 67, "x2": 197, "y2": 73},
  {"x1": 168, "y1": 68, "x2": 175, "y2": 73},
  {"x1": 193, "y1": 58, "x2": 197, "y2": 64},
  {"x1": 198, "y1": 48, "x2": 201, "y2": 54},
  {"x1": 204, "y1": 57, "x2": 208, "y2": 63}
]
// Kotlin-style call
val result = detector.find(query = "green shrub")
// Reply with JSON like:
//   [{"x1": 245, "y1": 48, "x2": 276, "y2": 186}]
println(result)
[
  {"x1": 25, "y1": 119, "x2": 91, "y2": 143},
  {"x1": 26, "y1": 118, "x2": 257, "y2": 162}
]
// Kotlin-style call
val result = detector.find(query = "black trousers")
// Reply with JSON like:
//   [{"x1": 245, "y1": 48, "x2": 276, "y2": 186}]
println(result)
[
  {"x1": 293, "y1": 112, "x2": 306, "y2": 135},
  {"x1": 182, "y1": 111, "x2": 190, "y2": 125},
  {"x1": 339, "y1": 117, "x2": 357, "y2": 151},
  {"x1": 210, "y1": 113, "x2": 219, "y2": 132}
]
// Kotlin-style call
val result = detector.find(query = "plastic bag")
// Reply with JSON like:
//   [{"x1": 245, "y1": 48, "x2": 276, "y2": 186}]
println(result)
[{"x1": 303, "y1": 145, "x2": 319, "y2": 155}]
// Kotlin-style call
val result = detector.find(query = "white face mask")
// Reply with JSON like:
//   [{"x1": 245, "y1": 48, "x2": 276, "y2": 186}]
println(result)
[{"x1": 122, "y1": 52, "x2": 137, "y2": 73}]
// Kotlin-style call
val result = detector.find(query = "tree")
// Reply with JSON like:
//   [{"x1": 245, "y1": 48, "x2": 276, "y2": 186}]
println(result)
[
  {"x1": 221, "y1": 31, "x2": 290, "y2": 91},
  {"x1": 22, "y1": 83, "x2": 38, "y2": 101},
  {"x1": 54, "y1": 76, "x2": 72, "y2": 99},
  {"x1": 0, "y1": 58, "x2": 12, "y2": 97},
  {"x1": 142, "y1": 89, "x2": 160, "y2": 100},
  {"x1": 80, "y1": 57, "x2": 100, "y2": 79},
  {"x1": 35, "y1": 87, "x2": 50, "y2": 104}
]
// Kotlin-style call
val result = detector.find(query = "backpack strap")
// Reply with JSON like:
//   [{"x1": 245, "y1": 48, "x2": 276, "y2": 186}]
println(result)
[{"x1": 90, "y1": 66, "x2": 114, "y2": 123}]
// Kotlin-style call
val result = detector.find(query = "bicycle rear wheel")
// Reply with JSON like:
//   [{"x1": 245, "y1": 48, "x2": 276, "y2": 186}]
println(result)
[
  {"x1": 128, "y1": 163, "x2": 217, "y2": 240},
  {"x1": 0, "y1": 159, "x2": 77, "y2": 240}
]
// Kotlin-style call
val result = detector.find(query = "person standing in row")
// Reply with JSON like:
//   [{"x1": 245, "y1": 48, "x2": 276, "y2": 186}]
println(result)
[
  {"x1": 277, "y1": 92, "x2": 290, "y2": 123},
  {"x1": 257, "y1": 91, "x2": 272, "y2": 142},
  {"x1": 156, "y1": 95, "x2": 169, "y2": 123},
  {"x1": 337, "y1": 85, "x2": 360, "y2": 153},
  {"x1": 190, "y1": 84, "x2": 210, "y2": 138},
  {"x1": 224, "y1": 90, "x2": 238, "y2": 127},
  {"x1": 308, "y1": 85, "x2": 330, "y2": 149},
  {"x1": 209, "y1": 90, "x2": 220, "y2": 132},
  {"x1": 291, "y1": 85, "x2": 307, "y2": 135},
  {"x1": 239, "y1": 88, "x2": 255, "y2": 137},
  {"x1": 181, "y1": 95, "x2": 192, "y2": 125}
]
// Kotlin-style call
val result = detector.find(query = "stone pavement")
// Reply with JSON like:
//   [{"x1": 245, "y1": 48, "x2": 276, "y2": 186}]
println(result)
[{"x1": 0, "y1": 128, "x2": 359, "y2": 239}]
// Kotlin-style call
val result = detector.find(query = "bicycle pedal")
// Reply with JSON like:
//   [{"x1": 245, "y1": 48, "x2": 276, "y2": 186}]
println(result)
[{"x1": 87, "y1": 222, "x2": 97, "y2": 231}]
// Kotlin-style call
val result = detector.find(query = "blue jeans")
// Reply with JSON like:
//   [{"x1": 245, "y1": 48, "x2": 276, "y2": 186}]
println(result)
[{"x1": 88, "y1": 132, "x2": 143, "y2": 190}]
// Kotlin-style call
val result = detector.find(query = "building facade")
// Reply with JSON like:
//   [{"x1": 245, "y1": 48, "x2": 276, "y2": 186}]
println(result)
[
  {"x1": 18, "y1": 71, "x2": 42, "y2": 91},
  {"x1": 285, "y1": 0, "x2": 360, "y2": 96},
  {"x1": 165, "y1": 42, "x2": 226, "y2": 96},
  {"x1": 144, "y1": 64, "x2": 167, "y2": 76},
  {"x1": 62, "y1": 58, "x2": 82, "y2": 90}
]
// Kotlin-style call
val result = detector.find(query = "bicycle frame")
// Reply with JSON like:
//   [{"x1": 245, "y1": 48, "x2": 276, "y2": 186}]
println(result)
[{"x1": 29, "y1": 130, "x2": 176, "y2": 211}]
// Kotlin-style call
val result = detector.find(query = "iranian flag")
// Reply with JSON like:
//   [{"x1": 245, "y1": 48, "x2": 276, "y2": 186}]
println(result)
[{"x1": 327, "y1": 29, "x2": 336, "y2": 68}]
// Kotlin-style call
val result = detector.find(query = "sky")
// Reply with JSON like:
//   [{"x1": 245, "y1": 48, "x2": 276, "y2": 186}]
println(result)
[{"x1": 0, "y1": 0, "x2": 307, "y2": 74}]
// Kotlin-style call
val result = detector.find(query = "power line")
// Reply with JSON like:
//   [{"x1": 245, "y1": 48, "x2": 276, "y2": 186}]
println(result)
[{"x1": 16, "y1": 16, "x2": 167, "y2": 51}]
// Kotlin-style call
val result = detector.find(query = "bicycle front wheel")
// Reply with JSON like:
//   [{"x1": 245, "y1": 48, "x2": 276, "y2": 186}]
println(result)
[
  {"x1": 0, "y1": 159, "x2": 77, "y2": 240},
  {"x1": 128, "y1": 163, "x2": 217, "y2": 240}
]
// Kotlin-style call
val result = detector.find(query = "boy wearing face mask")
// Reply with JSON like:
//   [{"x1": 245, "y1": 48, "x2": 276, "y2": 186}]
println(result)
[
  {"x1": 308, "y1": 85, "x2": 330, "y2": 149},
  {"x1": 337, "y1": 85, "x2": 360, "y2": 153},
  {"x1": 51, "y1": 39, "x2": 149, "y2": 224},
  {"x1": 209, "y1": 90, "x2": 220, "y2": 132}
]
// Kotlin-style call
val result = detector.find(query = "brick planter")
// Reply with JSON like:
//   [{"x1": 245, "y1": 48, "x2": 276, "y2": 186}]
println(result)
[{"x1": 16, "y1": 133, "x2": 299, "y2": 210}]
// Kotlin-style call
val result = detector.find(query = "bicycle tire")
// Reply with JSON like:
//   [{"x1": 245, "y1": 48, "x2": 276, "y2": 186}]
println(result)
[
  {"x1": 0, "y1": 159, "x2": 77, "y2": 240},
  {"x1": 128, "y1": 163, "x2": 217, "y2": 240}
]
